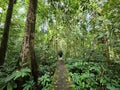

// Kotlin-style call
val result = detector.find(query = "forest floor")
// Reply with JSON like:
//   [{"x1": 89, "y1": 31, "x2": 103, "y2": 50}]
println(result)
[{"x1": 52, "y1": 60, "x2": 75, "y2": 90}]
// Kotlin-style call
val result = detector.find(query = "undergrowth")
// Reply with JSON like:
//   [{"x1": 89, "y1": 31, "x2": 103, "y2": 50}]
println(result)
[{"x1": 66, "y1": 58, "x2": 120, "y2": 90}]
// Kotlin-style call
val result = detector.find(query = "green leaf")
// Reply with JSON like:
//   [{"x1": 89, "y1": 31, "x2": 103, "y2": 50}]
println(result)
[
  {"x1": 7, "y1": 83, "x2": 13, "y2": 90},
  {"x1": 21, "y1": 67, "x2": 31, "y2": 73},
  {"x1": 21, "y1": 72, "x2": 28, "y2": 77},
  {"x1": 107, "y1": 84, "x2": 120, "y2": 90},
  {"x1": 13, "y1": 71, "x2": 21, "y2": 80},
  {"x1": 23, "y1": 80, "x2": 35, "y2": 90}
]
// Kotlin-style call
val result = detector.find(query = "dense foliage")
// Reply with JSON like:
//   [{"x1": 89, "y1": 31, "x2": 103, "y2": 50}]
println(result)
[{"x1": 0, "y1": 0, "x2": 120, "y2": 90}]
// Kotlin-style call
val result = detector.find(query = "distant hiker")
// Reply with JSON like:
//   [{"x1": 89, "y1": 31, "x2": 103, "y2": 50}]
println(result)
[{"x1": 58, "y1": 50, "x2": 63, "y2": 60}]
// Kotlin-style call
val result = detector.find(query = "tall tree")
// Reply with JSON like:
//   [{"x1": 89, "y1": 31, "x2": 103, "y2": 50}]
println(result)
[
  {"x1": 0, "y1": 0, "x2": 16, "y2": 65},
  {"x1": 20, "y1": 0, "x2": 38, "y2": 83}
]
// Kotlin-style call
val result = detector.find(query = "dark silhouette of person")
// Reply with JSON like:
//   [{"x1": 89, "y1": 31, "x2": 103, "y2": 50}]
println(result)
[{"x1": 58, "y1": 50, "x2": 63, "y2": 60}]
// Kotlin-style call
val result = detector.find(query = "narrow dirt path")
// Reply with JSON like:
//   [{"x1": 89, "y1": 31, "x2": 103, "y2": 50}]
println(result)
[{"x1": 53, "y1": 60, "x2": 75, "y2": 90}]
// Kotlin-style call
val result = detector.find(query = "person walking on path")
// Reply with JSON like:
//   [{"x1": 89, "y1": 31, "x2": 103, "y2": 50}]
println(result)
[{"x1": 58, "y1": 50, "x2": 63, "y2": 60}]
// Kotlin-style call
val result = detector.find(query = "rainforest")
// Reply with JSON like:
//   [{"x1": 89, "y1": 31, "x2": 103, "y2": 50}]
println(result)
[{"x1": 0, "y1": 0, "x2": 120, "y2": 90}]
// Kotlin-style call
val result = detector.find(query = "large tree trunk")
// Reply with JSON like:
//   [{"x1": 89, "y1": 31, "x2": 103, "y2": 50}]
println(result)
[
  {"x1": 0, "y1": 0, "x2": 16, "y2": 65},
  {"x1": 20, "y1": 0, "x2": 38, "y2": 83}
]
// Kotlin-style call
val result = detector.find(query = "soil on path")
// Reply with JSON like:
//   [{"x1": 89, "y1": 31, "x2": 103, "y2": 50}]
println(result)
[{"x1": 53, "y1": 60, "x2": 75, "y2": 90}]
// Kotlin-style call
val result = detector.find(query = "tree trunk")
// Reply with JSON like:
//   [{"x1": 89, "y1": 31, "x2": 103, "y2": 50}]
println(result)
[
  {"x1": 98, "y1": 36, "x2": 110, "y2": 61},
  {"x1": 20, "y1": 0, "x2": 38, "y2": 83},
  {"x1": 0, "y1": 0, "x2": 15, "y2": 65}
]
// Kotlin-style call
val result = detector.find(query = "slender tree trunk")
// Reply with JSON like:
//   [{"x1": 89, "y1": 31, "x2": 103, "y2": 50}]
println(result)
[
  {"x1": 20, "y1": 0, "x2": 38, "y2": 83},
  {"x1": 97, "y1": 35, "x2": 110, "y2": 63},
  {"x1": 101, "y1": 36, "x2": 109, "y2": 60},
  {"x1": 0, "y1": 0, "x2": 15, "y2": 65}
]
